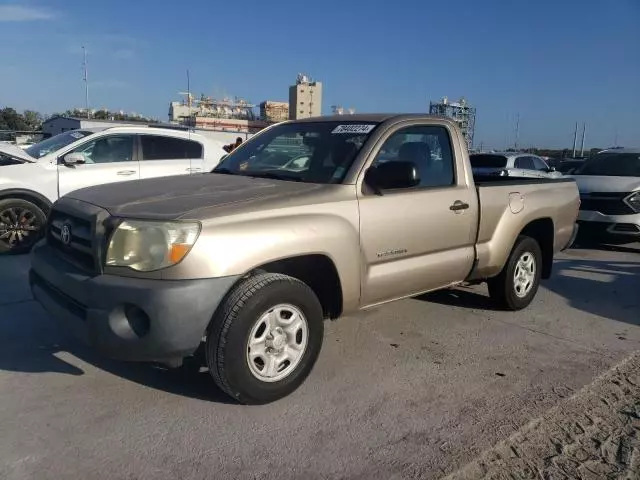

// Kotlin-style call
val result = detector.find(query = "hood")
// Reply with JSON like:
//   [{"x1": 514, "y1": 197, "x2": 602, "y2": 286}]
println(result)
[
  {"x1": 570, "y1": 175, "x2": 640, "y2": 194},
  {"x1": 0, "y1": 142, "x2": 36, "y2": 163},
  {"x1": 67, "y1": 173, "x2": 323, "y2": 219}
]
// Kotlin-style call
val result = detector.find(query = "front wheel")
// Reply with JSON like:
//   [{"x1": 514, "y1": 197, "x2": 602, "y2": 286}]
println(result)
[
  {"x1": 487, "y1": 235, "x2": 542, "y2": 311},
  {"x1": 0, "y1": 198, "x2": 47, "y2": 254},
  {"x1": 206, "y1": 273, "x2": 324, "y2": 405}
]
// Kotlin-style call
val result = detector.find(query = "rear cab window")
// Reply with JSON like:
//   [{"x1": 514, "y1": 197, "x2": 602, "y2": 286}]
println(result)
[{"x1": 470, "y1": 154, "x2": 508, "y2": 168}]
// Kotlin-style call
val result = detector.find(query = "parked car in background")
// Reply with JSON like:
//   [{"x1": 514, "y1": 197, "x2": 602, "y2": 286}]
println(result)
[
  {"x1": 571, "y1": 148, "x2": 640, "y2": 244},
  {"x1": 470, "y1": 152, "x2": 563, "y2": 179},
  {"x1": 556, "y1": 158, "x2": 586, "y2": 174},
  {"x1": 0, "y1": 126, "x2": 226, "y2": 253}
]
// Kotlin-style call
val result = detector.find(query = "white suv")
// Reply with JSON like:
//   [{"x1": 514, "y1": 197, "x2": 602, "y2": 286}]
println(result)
[{"x1": 0, "y1": 126, "x2": 226, "y2": 253}]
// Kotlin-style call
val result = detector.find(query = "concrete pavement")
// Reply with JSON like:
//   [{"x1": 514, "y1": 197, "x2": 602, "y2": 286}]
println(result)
[{"x1": 0, "y1": 244, "x2": 638, "y2": 479}]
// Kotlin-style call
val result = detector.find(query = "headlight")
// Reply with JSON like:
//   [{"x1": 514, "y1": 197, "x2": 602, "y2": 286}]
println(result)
[
  {"x1": 624, "y1": 192, "x2": 640, "y2": 213},
  {"x1": 106, "y1": 220, "x2": 201, "y2": 271}
]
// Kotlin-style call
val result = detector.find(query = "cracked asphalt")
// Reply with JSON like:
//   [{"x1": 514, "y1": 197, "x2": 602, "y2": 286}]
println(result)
[{"x1": 0, "y1": 244, "x2": 639, "y2": 479}]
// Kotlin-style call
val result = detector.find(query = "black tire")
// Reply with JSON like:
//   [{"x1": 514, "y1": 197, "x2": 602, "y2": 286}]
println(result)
[
  {"x1": 206, "y1": 272, "x2": 324, "y2": 405},
  {"x1": 487, "y1": 235, "x2": 542, "y2": 311},
  {"x1": 0, "y1": 198, "x2": 47, "y2": 255}
]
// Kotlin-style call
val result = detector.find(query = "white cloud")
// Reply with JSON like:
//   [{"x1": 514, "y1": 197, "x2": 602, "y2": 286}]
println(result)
[{"x1": 0, "y1": 5, "x2": 56, "y2": 22}]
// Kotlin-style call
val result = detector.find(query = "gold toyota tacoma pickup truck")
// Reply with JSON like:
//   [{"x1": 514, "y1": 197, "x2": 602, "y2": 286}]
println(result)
[{"x1": 29, "y1": 114, "x2": 580, "y2": 404}]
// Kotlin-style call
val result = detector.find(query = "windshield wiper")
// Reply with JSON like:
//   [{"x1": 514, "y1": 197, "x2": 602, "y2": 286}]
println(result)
[
  {"x1": 211, "y1": 167, "x2": 237, "y2": 175},
  {"x1": 245, "y1": 172, "x2": 303, "y2": 182}
]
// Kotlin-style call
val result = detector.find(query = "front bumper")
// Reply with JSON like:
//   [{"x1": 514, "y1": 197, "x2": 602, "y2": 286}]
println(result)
[
  {"x1": 577, "y1": 210, "x2": 640, "y2": 237},
  {"x1": 29, "y1": 242, "x2": 240, "y2": 364}
]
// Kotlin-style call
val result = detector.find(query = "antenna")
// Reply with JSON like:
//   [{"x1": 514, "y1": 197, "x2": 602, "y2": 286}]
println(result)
[{"x1": 82, "y1": 46, "x2": 90, "y2": 118}]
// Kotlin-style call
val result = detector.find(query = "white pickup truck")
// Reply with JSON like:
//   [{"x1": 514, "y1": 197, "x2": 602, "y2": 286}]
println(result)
[{"x1": 0, "y1": 126, "x2": 226, "y2": 253}]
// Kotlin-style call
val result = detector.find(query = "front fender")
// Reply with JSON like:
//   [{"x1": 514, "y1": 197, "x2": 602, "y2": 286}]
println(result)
[
  {"x1": 0, "y1": 163, "x2": 57, "y2": 204},
  {"x1": 162, "y1": 212, "x2": 363, "y2": 312}
]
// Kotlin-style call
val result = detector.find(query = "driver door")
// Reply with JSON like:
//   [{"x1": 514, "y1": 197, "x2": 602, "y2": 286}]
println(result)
[{"x1": 57, "y1": 134, "x2": 139, "y2": 197}]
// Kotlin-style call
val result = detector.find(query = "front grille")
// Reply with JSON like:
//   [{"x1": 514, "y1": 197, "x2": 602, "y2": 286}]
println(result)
[
  {"x1": 579, "y1": 192, "x2": 634, "y2": 215},
  {"x1": 47, "y1": 208, "x2": 99, "y2": 273}
]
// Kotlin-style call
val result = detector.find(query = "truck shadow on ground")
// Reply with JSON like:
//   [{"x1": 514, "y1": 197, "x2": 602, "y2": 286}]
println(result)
[
  {"x1": 0, "y1": 255, "x2": 236, "y2": 404},
  {"x1": 422, "y1": 251, "x2": 640, "y2": 327}
]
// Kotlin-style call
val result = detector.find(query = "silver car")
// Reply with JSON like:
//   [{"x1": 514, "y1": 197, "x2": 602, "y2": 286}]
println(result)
[
  {"x1": 571, "y1": 148, "x2": 640, "y2": 243},
  {"x1": 470, "y1": 152, "x2": 563, "y2": 179}
]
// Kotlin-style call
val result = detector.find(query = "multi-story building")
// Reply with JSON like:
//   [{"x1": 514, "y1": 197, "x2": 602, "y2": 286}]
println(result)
[
  {"x1": 429, "y1": 96, "x2": 476, "y2": 151},
  {"x1": 288, "y1": 74, "x2": 322, "y2": 120},
  {"x1": 260, "y1": 101, "x2": 289, "y2": 123}
]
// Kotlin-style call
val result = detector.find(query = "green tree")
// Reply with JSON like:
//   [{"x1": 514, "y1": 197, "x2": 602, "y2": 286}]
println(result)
[
  {"x1": 22, "y1": 110, "x2": 43, "y2": 130},
  {"x1": 0, "y1": 107, "x2": 29, "y2": 131}
]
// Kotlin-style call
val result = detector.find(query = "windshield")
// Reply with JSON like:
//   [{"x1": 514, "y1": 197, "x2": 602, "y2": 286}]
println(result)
[
  {"x1": 574, "y1": 153, "x2": 640, "y2": 177},
  {"x1": 213, "y1": 121, "x2": 378, "y2": 184},
  {"x1": 25, "y1": 130, "x2": 93, "y2": 159},
  {"x1": 470, "y1": 154, "x2": 508, "y2": 168}
]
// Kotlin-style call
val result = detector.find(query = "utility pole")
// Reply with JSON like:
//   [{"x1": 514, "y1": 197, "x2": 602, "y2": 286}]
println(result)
[
  {"x1": 579, "y1": 123, "x2": 586, "y2": 157},
  {"x1": 186, "y1": 69, "x2": 191, "y2": 120},
  {"x1": 82, "y1": 46, "x2": 90, "y2": 118},
  {"x1": 572, "y1": 122, "x2": 578, "y2": 158}
]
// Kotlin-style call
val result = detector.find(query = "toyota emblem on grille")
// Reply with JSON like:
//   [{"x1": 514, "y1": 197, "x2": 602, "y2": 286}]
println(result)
[{"x1": 60, "y1": 223, "x2": 72, "y2": 246}]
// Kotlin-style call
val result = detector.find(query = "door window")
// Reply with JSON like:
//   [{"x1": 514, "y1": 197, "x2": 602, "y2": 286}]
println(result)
[
  {"x1": 514, "y1": 156, "x2": 535, "y2": 170},
  {"x1": 371, "y1": 125, "x2": 455, "y2": 188},
  {"x1": 531, "y1": 156, "x2": 549, "y2": 171},
  {"x1": 141, "y1": 135, "x2": 203, "y2": 160},
  {"x1": 70, "y1": 135, "x2": 134, "y2": 164}
]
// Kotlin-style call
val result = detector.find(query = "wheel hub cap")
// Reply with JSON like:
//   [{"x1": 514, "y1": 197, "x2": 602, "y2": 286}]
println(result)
[
  {"x1": 246, "y1": 304, "x2": 309, "y2": 383},
  {"x1": 513, "y1": 251, "x2": 536, "y2": 298},
  {"x1": 266, "y1": 327, "x2": 286, "y2": 351}
]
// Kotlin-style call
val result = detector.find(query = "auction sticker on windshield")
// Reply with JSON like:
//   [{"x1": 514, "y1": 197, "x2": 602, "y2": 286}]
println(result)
[{"x1": 332, "y1": 124, "x2": 376, "y2": 134}]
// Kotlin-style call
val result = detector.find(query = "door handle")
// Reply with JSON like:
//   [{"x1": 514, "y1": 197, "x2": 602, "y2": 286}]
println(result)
[
  {"x1": 449, "y1": 201, "x2": 470, "y2": 211},
  {"x1": 117, "y1": 170, "x2": 136, "y2": 176},
  {"x1": 186, "y1": 167, "x2": 202, "y2": 172}
]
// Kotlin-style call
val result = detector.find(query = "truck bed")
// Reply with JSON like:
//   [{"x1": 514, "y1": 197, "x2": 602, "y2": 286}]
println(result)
[
  {"x1": 473, "y1": 175, "x2": 577, "y2": 187},
  {"x1": 469, "y1": 175, "x2": 580, "y2": 281}
]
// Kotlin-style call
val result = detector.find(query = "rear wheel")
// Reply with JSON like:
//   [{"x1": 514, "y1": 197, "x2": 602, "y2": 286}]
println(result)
[
  {"x1": 488, "y1": 235, "x2": 542, "y2": 311},
  {"x1": 0, "y1": 198, "x2": 47, "y2": 254},
  {"x1": 206, "y1": 273, "x2": 324, "y2": 405}
]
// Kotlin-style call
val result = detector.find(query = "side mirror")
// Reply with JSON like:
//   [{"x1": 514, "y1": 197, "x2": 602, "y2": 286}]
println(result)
[
  {"x1": 547, "y1": 166, "x2": 556, "y2": 172},
  {"x1": 62, "y1": 152, "x2": 86, "y2": 165},
  {"x1": 365, "y1": 161, "x2": 420, "y2": 193}
]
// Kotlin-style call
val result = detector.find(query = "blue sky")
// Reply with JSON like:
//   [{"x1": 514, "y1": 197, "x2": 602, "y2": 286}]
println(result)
[{"x1": 0, "y1": 0, "x2": 638, "y2": 149}]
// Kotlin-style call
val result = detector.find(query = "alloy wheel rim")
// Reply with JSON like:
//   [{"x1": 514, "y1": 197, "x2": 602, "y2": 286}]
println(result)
[
  {"x1": 513, "y1": 251, "x2": 536, "y2": 298},
  {"x1": 246, "y1": 304, "x2": 309, "y2": 383},
  {"x1": 0, "y1": 206, "x2": 41, "y2": 249}
]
